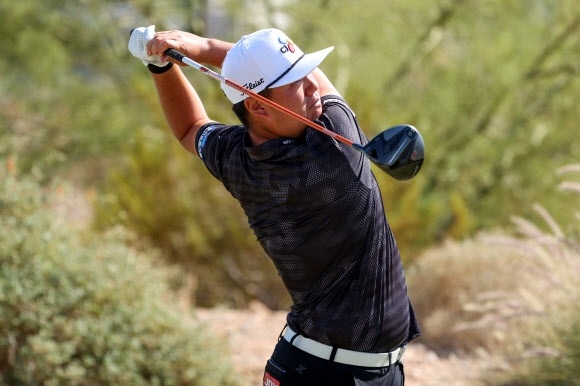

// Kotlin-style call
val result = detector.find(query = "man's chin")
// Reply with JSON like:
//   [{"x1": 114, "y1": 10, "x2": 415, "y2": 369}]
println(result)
[{"x1": 310, "y1": 107, "x2": 323, "y2": 121}]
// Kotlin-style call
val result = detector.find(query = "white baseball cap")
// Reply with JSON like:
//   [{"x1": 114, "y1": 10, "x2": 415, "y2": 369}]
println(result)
[{"x1": 220, "y1": 28, "x2": 334, "y2": 104}]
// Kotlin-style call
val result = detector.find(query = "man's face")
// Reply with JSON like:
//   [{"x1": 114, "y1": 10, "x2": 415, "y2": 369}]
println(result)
[{"x1": 265, "y1": 72, "x2": 322, "y2": 138}]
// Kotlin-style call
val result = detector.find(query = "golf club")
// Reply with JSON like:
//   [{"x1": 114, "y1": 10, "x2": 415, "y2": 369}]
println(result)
[{"x1": 164, "y1": 48, "x2": 425, "y2": 181}]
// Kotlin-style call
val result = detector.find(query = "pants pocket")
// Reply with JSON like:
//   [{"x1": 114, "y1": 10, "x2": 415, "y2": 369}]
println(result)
[{"x1": 266, "y1": 358, "x2": 287, "y2": 375}]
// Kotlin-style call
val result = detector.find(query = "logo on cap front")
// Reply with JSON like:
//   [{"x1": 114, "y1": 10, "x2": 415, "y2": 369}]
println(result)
[{"x1": 278, "y1": 36, "x2": 296, "y2": 53}]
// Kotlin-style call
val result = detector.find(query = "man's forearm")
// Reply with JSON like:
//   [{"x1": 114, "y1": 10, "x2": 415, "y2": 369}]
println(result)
[
  {"x1": 145, "y1": 34, "x2": 234, "y2": 155},
  {"x1": 151, "y1": 65, "x2": 211, "y2": 155},
  {"x1": 129, "y1": 28, "x2": 233, "y2": 155},
  {"x1": 198, "y1": 38, "x2": 233, "y2": 68}
]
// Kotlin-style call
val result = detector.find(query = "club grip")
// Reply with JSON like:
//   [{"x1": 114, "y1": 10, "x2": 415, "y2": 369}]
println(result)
[{"x1": 164, "y1": 49, "x2": 185, "y2": 63}]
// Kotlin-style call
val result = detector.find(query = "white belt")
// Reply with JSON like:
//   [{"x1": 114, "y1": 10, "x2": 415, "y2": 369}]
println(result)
[{"x1": 283, "y1": 326, "x2": 406, "y2": 368}]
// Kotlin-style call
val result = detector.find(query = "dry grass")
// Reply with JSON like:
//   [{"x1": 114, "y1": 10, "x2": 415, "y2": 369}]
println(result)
[
  {"x1": 407, "y1": 232, "x2": 536, "y2": 356},
  {"x1": 407, "y1": 164, "x2": 580, "y2": 384}
]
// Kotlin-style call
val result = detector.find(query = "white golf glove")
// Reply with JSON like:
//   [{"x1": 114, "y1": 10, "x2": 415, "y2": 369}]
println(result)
[{"x1": 128, "y1": 25, "x2": 170, "y2": 68}]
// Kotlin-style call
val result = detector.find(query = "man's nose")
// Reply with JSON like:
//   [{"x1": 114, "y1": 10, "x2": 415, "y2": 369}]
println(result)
[{"x1": 304, "y1": 73, "x2": 319, "y2": 95}]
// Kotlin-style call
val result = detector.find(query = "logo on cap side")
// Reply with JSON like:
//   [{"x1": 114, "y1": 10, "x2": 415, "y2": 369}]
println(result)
[
  {"x1": 240, "y1": 77, "x2": 265, "y2": 97},
  {"x1": 278, "y1": 36, "x2": 295, "y2": 53}
]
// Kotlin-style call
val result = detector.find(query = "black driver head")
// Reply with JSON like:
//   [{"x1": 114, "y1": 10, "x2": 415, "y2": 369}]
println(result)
[{"x1": 354, "y1": 124, "x2": 425, "y2": 181}]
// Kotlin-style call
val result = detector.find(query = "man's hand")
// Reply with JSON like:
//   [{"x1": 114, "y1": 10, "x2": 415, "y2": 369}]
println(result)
[
  {"x1": 147, "y1": 30, "x2": 233, "y2": 69},
  {"x1": 128, "y1": 25, "x2": 171, "y2": 68},
  {"x1": 145, "y1": 30, "x2": 215, "y2": 67}
]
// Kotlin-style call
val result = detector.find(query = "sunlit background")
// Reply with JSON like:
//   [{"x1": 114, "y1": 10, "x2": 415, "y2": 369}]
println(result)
[{"x1": 1, "y1": 0, "x2": 579, "y2": 384}]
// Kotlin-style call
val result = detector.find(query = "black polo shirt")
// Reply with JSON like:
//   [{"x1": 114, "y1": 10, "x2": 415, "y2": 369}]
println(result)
[{"x1": 195, "y1": 95, "x2": 420, "y2": 352}]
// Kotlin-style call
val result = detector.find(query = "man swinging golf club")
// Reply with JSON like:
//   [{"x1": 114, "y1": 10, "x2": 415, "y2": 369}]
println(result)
[{"x1": 129, "y1": 25, "x2": 421, "y2": 386}]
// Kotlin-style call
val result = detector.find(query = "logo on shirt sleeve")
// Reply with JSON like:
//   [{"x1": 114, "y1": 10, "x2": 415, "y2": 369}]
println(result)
[{"x1": 197, "y1": 125, "x2": 218, "y2": 160}]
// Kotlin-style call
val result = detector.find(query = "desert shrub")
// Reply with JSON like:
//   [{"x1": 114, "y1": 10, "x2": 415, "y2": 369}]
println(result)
[
  {"x1": 0, "y1": 162, "x2": 238, "y2": 385},
  {"x1": 492, "y1": 166, "x2": 580, "y2": 385},
  {"x1": 406, "y1": 233, "x2": 532, "y2": 355},
  {"x1": 496, "y1": 301, "x2": 580, "y2": 386},
  {"x1": 408, "y1": 164, "x2": 580, "y2": 384},
  {"x1": 408, "y1": 211, "x2": 580, "y2": 357}
]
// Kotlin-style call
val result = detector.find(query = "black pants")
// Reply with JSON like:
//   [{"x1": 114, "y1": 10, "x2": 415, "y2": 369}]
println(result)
[{"x1": 263, "y1": 338, "x2": 405, "y2": 386}]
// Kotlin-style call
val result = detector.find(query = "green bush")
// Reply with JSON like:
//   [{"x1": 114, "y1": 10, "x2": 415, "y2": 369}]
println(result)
[{"x1": 0, "y1": 163, "x2": 238, "y2": 385}]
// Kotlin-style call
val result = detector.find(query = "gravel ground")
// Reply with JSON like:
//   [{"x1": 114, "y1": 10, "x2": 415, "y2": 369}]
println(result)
[{"x1": 195, "y1": 302, "x2": 492, "y2": 386}]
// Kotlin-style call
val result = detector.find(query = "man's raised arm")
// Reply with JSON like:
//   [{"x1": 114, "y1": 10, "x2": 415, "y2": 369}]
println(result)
[{"x1": 128, "y1": 26, "x2": 232, "y2": 155}]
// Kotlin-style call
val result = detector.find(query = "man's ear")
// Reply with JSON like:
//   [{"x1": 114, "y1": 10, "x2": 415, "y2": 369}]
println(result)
[{"x1": 245, "y1": 97, "x2": 270, "y2": 119}]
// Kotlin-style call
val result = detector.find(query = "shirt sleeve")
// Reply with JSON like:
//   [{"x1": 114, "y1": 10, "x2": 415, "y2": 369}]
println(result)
[
  {"x1": 317, "y1": 95, "x2": 369, "y2": 146},
  {"x1": 194, "y1": 122, "x2": 245, "y2": 181}
]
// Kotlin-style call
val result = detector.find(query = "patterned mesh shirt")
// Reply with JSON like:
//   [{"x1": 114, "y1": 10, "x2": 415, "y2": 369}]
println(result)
[{"x1": 195, "y1": 95, "x2": 421, "y2": 353}]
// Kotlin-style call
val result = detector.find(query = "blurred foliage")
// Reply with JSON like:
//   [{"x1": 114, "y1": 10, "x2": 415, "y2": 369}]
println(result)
[
  {"x1": 0, "y1": 161, "x2": 238, "y2": 385},
  {"x1": 408, "y1": 167, "x2": 580, "y2": 383},
  {"x1": 233, "y1": 0, "x2": 580, "y2": 248},
  {"x1": 406, "y1": 233, "x2": 531, "y2": 355},
  {"x1": 1, "y1": 0, "x2": 579, "y2": 308},
  {"x1": 492, "y1": 167, "x2": 580, "y2": 385},
  {"x1": 499, "y1": 315, "x2": 580, "y2": 386}
]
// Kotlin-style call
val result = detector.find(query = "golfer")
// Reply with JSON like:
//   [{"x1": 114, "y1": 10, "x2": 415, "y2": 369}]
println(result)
[{"x1": 129, "y1": 26, "x2": 420, "y2": 386}]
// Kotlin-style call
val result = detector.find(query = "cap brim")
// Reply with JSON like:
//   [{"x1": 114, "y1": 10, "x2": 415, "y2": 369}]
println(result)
[{"x1": 268, "y1": 46, "x2": 334, "y2": 89}]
